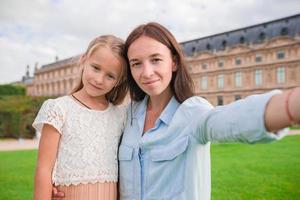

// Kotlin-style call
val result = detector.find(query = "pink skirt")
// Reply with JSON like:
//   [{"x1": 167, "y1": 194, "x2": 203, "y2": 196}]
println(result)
[{"x1": 53, "y1": 182, "x2": 117, "y2": 200}]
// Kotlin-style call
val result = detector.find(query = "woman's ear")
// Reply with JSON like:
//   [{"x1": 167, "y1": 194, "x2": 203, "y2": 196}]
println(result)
[{"x1": 172, "y1": 56, "x2": 178, "y2": 71}]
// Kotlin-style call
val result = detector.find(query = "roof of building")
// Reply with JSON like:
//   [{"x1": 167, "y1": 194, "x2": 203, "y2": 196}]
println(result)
[
  {"x1": 180, "y1": 13, "x2": 300, "y2": 56},
  {"x1": 39, "y1": 55, "x2": 81, "y2": 72}
]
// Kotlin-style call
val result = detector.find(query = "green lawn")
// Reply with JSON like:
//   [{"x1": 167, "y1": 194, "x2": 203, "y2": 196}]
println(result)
[
  {"x1": 0, "y1": 150, "x2": 37, "y2": 200},
  {"x1": 211, "y1": 135, "x2": 300, "y2": 200},
  {"x1": 1, "y1": 136, "x2": 299, "y2": 200}
]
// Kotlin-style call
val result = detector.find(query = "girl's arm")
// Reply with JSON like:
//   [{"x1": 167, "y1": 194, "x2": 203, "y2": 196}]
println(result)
[
  {"x1": 265, "y1": 87, "x2": 300, "y2": 132},
  {"x1": 34, "y1": 124, "x2": 60, "y2": 200}
]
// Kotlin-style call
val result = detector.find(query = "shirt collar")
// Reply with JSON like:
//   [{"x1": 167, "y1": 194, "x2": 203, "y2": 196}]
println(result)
[
  {"x1": 134, "y1": 95, "x2": 180, "y2": 126},
  {"x1": 158, "y1": 96, "x2": 180, "y2": 125}
]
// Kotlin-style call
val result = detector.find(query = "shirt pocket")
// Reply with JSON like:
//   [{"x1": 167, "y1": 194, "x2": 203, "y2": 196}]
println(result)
[
  {"x1": 118, "y1": 144, "x2": 135, "y2": 199},
  {"x1": 147, "y1": 135, "x2": 189, "y2": 199}
]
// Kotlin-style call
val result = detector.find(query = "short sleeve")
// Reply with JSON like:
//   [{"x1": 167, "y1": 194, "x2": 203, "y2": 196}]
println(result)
[{"x1": 32, "y1": 99, "x2": 65, "y2": 135}]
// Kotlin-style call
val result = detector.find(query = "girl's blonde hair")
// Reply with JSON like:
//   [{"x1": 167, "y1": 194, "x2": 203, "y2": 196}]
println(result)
[{"x1": 71, "y1": 35, "x2": 128, "y2": 105}]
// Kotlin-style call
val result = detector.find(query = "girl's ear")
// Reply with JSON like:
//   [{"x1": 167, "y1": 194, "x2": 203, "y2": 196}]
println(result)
[{"x1": 79, "y1": 54, "x2": 87, "y2": 65}]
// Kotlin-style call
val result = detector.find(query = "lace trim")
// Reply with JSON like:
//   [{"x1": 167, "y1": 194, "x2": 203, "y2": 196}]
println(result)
[{"x1": 53, "y1": 176, "x2": 118, "y2": 186}]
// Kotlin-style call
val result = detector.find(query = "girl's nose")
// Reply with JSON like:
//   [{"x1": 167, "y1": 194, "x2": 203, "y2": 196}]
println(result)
[{"x1": 95, "y1": 73, "x2": 104, "y2": 85}]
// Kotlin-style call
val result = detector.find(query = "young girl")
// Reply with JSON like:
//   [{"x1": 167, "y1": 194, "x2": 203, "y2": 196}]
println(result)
[{"x1": 33, "y1": 35, "x2": 128, "y2": 200}]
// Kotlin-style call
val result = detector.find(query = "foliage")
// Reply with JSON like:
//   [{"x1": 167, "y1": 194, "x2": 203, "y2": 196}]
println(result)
[
  {"x1": 0, "y1": 96, "x2": 49, "y2": 138},
  {"x1": 0, "y1": 84, "x2": 25, "y2": 96}
]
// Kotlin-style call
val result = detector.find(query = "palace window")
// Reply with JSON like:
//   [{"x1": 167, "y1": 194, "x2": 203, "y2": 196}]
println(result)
[
  {"x1": 277, "y1": 50, "x2": 285, "y2": 59},
  {"x1": 201, "y1": 76, "x2": 208, "y2": 90},
  {"x1": 206, "y1": 43, "x2": 211, "y2": 51},
  {"x1": 240, "y1": 36, "x2": 245, "y2": 44},
  {"x1": 221, "y1": 40, "x2": 227, "y2": 50},
  {"x1": 255, "y1": 69, "x2": 263, "y2": 86},
  {"x1": 217, "y1": 96, "x2": 223, "y2": 106},
  {"x1": 281, "y1": 27, "x2": 288, "y2": 36},
  {"x1": 258, "y1": 32, "x2": 266, "y2": 43},
  {"x1": 235, "y1": 95, "x2": 242, "y2": 101},
  {"x1": 235, "y1": 72, "x2": 242, "y2": 87},
  {"x1": 276, "y1": 67, "x2": 285, "y2": 83},
  {"x1": 255, "y1": 54, "x2": 262, "y2": 62},
  {"x1": 218, "y1": 60, "x2": 224, "y2": 67},
  {"x1": 217, "y1": 74, "x2": 224, "y2": 89},
  {"x1": 235, "y1": 57, "x2": 242, "y2": 65}
]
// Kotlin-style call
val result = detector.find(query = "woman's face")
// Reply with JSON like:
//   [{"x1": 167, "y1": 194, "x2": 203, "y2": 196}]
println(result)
[{"x1": 127, "y1": 36, "x2": 177, "y2": 98}]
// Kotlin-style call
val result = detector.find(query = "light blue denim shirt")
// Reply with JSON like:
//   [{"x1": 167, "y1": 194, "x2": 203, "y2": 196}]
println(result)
[{"x1": 119, "y1": 90, "x2": 286, "y2": 200}]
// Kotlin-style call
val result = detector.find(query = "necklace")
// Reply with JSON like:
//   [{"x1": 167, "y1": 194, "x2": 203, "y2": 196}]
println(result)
[{"x1": 71, "y1": 94, "x2": 92, "y2": 109}]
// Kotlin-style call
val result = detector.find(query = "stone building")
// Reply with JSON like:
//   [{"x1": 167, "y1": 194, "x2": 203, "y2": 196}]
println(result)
[
  {"x1": 29, "y1": 14, "x2": 300, "y2": 105},
  {"x1": 182, "y1": 13, "x2": 300, "y2": 105},
  {"x1": 32, "y1": 55, "x2": 80, "y2": 96}
]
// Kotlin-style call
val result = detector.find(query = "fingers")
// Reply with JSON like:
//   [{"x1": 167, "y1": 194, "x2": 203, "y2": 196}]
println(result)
[{"x1": 52, "y1": 186, "x2": 65, "y2": 198}]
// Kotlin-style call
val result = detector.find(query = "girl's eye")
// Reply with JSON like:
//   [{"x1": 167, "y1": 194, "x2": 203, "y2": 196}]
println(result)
[
  {"x1": 91, "y1": 65, "x2": 100, "y2": 71},
  {"x1": 107, "y1": 74, "x2": 116, "y2": 80}
]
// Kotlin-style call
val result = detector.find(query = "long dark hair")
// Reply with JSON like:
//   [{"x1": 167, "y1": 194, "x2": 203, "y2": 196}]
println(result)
[{"x1": 125, "y1": 22, "x2": 194, "y2": 103}]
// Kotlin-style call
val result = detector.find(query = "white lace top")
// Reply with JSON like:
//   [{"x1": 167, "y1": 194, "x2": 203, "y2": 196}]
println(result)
[{"x1": 32, "y1": 96, "x2": 126, "y2": 186}]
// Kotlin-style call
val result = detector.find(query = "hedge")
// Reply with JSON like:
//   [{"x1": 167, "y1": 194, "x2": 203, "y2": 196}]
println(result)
[
  {"x1": 0, "y1": 84, "x2": 26, "y2": 96},
  {"x1": 0, "y1": 95, "x2": 49, "y2": 138}
]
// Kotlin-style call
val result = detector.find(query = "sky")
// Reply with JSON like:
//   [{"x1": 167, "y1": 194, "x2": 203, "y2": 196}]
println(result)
[{"x1": 0, "y1": 0, "x2": 300, "y2": 84}]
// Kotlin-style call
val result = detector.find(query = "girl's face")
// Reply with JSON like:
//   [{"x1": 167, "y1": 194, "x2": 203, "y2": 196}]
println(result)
[
  {"x1": 128, "y1": 36, "x2": 177, "y2": 98},
  {"x1": 81, "y1": 47, "x2": 122, "y2": 98}
]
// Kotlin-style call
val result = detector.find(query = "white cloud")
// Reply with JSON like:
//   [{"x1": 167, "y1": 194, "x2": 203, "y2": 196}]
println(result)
[{"x1": 0, "y1": 0, "x2": 299, "y2": 83}]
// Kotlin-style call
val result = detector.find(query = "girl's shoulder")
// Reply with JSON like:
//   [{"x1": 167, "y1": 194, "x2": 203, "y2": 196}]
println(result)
[
  {"x1": 110, "y1": 103, "x2": 127, "y2": 116},
  {"x1": 33, "y1": 96, "x2": 69, "y2": 134},
  {"x1": 42, "y1": 95, "x2": 70, "y2": 108},
  {"x1": 39, "y1": 96, "x2": 71, "y2": 117}
]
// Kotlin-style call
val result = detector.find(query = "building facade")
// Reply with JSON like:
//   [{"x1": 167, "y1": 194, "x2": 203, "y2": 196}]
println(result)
[
  {"x1": 32, "y1": 55, "x2": 80, "y2": 96},
  {"x1": 28, "y1": 14, "x2": 300, "y2": 105},
  {"x1": 182, "y1": 14, "x2": 300, "y2": 105}
]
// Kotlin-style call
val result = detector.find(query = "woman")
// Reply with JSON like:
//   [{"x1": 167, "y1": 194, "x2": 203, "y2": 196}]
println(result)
[{"x1": 118, "y1": 22, "x2": 299, "y2": 200}]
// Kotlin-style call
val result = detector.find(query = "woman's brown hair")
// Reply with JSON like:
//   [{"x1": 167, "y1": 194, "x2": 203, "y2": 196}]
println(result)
[
  {"x1": 125, "y1": 22, "x2": 194, "y2": 103},
  {"x1": 71, "y1": 35, "x2": 128, "y2": 105}
]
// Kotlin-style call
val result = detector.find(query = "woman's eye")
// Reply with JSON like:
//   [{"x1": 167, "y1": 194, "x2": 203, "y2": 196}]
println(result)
[
  {"x1": 152, "y1": 58, "x2": 161, "y2": 63},
  {"x1": 131, "y1": 62, "x2": 141, "y2": 68}
]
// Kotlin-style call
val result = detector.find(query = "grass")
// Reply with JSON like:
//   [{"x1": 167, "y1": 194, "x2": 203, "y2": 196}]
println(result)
[
  {"x1": 0, "y1": 136, "x2": 299, "y2": 200},
  {"x1": 0, "y1": 150, "x2": 37, "y2": 200},
  {"x1": 211, "y1": 135, "x2": 300, "y2": 200},
  {"x1": 290, "y1": 125, "x2": 300, "y2": 130}
]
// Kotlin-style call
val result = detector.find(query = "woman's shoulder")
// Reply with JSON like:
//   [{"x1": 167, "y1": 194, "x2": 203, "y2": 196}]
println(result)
[{"x1": 181, "y1": 96, "x2": 214, "y2": 110}]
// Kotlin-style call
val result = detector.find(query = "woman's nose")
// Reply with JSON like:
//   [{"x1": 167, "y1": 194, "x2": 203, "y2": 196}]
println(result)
[{"x1": 141, "y1": 63, "x2": 154, "y2": 78}]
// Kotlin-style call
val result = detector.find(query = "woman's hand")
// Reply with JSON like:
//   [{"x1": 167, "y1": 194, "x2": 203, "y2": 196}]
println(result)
[
  {"x1": 52, "y1": 185, "x2": 65, "y2": 199},
  {"x1": 265, "y1": 87, "x2": 300, "y2": 132}
]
